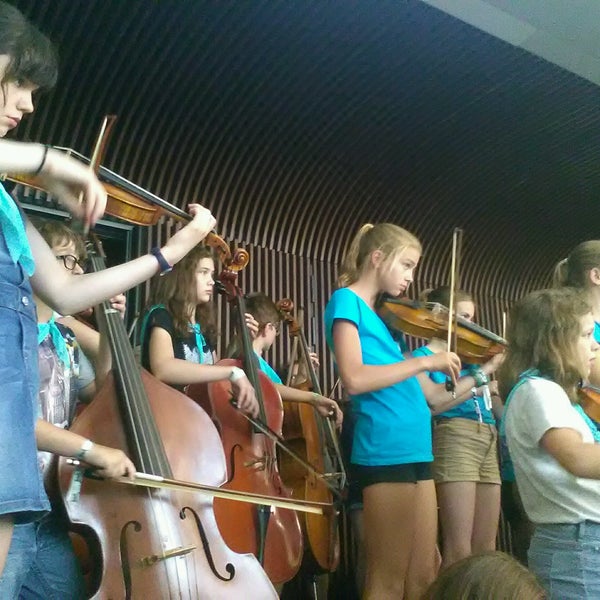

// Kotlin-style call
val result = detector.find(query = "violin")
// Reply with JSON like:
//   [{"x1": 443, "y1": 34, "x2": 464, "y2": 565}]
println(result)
[
  {"x1": 276, "y1": 298, "x2": 344, "y2": 574},
  {"x1": 578, "y1": 384, "x2": 600, "y2": 423},
  {"x1": 377, "y1": 296, "x2": 506, "y2": 363}
]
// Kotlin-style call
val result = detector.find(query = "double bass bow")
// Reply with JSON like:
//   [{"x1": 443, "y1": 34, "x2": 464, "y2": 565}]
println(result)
[{"x1": 276, "y1": 298, "x2": 345, "y2": 574}]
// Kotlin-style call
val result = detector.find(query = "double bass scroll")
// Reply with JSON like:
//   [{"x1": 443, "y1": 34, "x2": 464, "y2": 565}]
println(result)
[{"x1": 277, "y1": 298, "x2": 343, "y2": 573}]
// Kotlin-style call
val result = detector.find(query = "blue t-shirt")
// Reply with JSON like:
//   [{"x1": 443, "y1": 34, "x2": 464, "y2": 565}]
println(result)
[
  {"x1": 412, "y1": 346, "x2": 495, "y2": 425},
  {"x1": 324, "y1": 287, "x2": 432, "y2": 466},
  {"x1": 594, "y1": 322, "x2": 600, "y2": 344},
  {"x1": 256, "y1": 353, "x2": 283, "y2": 384}
]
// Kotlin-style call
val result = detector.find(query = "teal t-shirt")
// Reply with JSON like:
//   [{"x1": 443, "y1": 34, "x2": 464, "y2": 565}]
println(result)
[
  {"x1": 324, "y1": 287, "x2": 432, "y2": 466},
  {"x1": 412, "y1": 346, "x2": 495, "y2": 425},
  {"x1": 594, "y1": 322, "x2": 600, "y2": 344},
  {"x1": 256, "y1": 353, "x2": 283, "y2": 385}
]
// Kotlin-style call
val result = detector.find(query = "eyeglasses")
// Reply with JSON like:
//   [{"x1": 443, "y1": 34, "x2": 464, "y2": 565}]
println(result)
[{"x1": 55, "y1": 254, "x2": 86, "y2": 272}]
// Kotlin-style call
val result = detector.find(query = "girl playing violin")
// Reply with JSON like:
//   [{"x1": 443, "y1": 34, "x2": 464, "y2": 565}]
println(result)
[
  {"x1": 499, "y1": 288, "x2": 600, "y2": 599},
  {"x1": 140, "y1": 244, "x2": 260, "y2": 418},
  {"x1": 412, "y1": 286, "x2": 504, "y2": 569},
  {"x1": 554, "y1": 241, "x2": 600, "y2": 379},
  {"x1": 0, "y1": 2, "x2": 216, "y2": 590},
  {"x1": 324, "y1": 223, "x2": 501, "y2": 600}
]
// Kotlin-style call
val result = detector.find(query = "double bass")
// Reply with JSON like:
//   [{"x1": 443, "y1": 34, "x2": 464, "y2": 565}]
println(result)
[
  {"x1": 186, "y1": 247, "x2": 304, "y2": 586},
  {"x1": 57, "y1": 237, "x2": 280, "y2": 599},
  {"x1": 276, "y1": 299, "x2": 344, "y2": 575}
]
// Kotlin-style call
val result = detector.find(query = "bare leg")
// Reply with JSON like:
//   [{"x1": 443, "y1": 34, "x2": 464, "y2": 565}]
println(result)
[
  {"x1": 437, "y1": 481, "x2": 476, "y2": 569},
  {"x1": 362, "y1": 483, "x2": 417, "y2": 600},
  {"x1": 471, "y1": 483, "x2": 501, "y2": 553},
  {"x1": 405, "y1": 480, "x2": 438, "y2": 600},
  {"x1": 349, "y1": 508, "x2": 366, "y2": 597},
  {"x1": 0, "y1": 516, "x2": 14, "y2": 577}
]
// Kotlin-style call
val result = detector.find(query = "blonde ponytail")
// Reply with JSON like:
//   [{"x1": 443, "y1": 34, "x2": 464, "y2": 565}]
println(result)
[
  {"x1": 337, "y1": 222, "x2": 421, "y2": 288},
  {"x1": 552, "y1": 258, "x2": 569, "y2": 287},
  {"x1": 338, "y1": 224, "x2": 374, "y2": 287}
]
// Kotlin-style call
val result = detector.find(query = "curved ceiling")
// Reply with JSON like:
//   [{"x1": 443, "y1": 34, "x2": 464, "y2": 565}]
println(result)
[{"x1": 13, "y1": 0, "x2": 600, "y2": 300}]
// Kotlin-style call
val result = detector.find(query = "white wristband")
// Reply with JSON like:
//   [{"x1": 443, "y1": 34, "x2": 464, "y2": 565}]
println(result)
[
  {"x1": 75, "y1": 439, "x2": 94, "y2": 460},
  {"x1": 229, "y1": 366, "x2": 245, "y2": 382}
]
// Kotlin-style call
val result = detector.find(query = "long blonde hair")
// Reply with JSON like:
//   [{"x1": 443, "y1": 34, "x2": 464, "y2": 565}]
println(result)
[
  {"x1": 553, "y1": 240, "x2": 600, "y2": 289},
  {"x1": 498, "y1": 288, "x2": 591, "y2": 401},
  {"x1": 338, "y1": 223, "x2": 421, "y2": 288}
]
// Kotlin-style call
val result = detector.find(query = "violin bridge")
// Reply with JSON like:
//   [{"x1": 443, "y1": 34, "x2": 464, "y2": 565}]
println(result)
[{"x1": 139, "y1": 544, "x2": 196, "y2": 567}]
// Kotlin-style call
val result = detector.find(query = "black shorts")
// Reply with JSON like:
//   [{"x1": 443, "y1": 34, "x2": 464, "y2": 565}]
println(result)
[{"x1": 350, "y1": 461, "x2": 433, "y2": 496}]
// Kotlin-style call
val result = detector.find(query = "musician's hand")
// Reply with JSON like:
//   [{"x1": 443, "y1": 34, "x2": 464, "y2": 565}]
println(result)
[
  {"x1": 426, "y1": 351, "x2": 461, "y2": 386},
  {"x1": 244, "y1": 313, "x2": 260, "y2": 339},
  {"x1": 232, "y1": 374, "x2": 260, "y2": 418},
  {"x1": 85, "y1": 444, "x2": 136, "y2": 480},
  {"x1": 308, "y1": 352, "x2": 320, "y2": 368},
  {"x1": 161, "y1": 204, "x2": 217, "y2": 266},
  {"x1": 483, "y1": 352, "x2": 505, "y2": 376},
  {"x1": 313, "y1": 395, "x2": 343, "y2": 428},
  {"x1": 109, "y1": 293, "x2": 126, "y2": 318},
  {"x1": 39, "y1": 149, "x2": 107, "y2": 231}
]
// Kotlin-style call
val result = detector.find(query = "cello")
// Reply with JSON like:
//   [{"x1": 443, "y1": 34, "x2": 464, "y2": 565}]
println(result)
[
  {"x1": 185, "y1": 246, "x2": 304, "y2": 586},
  {"x1": 276, "y1": 298, "x2": 344, "y2": 576}
]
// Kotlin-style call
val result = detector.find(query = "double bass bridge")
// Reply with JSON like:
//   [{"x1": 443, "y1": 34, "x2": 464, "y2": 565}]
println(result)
[{"x1": 139, "y1": 544, "x2": 196, "y2": 567}]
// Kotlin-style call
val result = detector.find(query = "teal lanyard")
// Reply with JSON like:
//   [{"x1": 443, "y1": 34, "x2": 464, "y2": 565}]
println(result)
[
  {"x1": 38, "y1": 316, "x2": 70, "y2": 371},
  {"x1": 189, "y1": 323, "x2": 206, "y2": 364},
  {"x1": 140, "y1": 304, "x2": 207, "y2": 364}
]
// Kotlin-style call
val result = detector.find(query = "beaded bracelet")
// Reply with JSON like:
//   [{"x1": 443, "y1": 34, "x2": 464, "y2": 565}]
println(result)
[{"x1": 470, "y1": 366, "x2": 489, "y2": 388}]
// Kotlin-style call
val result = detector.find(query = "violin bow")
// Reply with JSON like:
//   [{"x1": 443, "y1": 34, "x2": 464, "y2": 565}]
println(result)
[{"x1": 446, "y1": 228, "x2": 463, "y2": 390}]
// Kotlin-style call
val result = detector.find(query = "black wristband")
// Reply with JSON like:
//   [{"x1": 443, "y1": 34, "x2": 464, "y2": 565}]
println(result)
[
  {"x1": 33, "y1": 145, "x2": 49, "y2": 176},
  {"x1": 150, "y1": 246, "x2": 172, "y2": 275}
]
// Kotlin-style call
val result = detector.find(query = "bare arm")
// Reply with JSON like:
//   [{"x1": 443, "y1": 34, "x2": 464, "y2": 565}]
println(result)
[
  {"x1": 148, "y1": 327, "x2": 259, "y2": 417},
  {"x1": 35, "y1": 419, "x2": 135, "y2": 479},
  {"x1": 420, "y1": 354, "x2": 504, "y2": 413},
  {"x1": 28, "y1": 204, "x2": 215, "y2": 315},
  {"x1": 149, "y1": 327, "x2": 240, "y2": 385},
  {"x1": 275, "y1": 383, "x2": 343, "y2": 426},
  {"x1": 332, "y1": 320, "x2": 461, "y2": 395},
  {"x1": 541, "y1": 427, "x2": 600, "y2": 479},
  {"x1": 1, "y1": 142, "x2": 107, "y2": 228}
]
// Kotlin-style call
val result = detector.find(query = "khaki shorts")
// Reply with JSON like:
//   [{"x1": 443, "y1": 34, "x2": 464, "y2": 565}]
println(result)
[{"x1": 432, "y1": 418, "x2": 500, "y2": 484}]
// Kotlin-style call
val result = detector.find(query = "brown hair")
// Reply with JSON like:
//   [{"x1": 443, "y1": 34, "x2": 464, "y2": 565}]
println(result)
[
  {"x1": 0, "y1": 2, "x2": 58, "y2": 92},
  {"x1": 34, "y1": 219, "x2": 86, "y2": 259},
  {"x1": 424, "y1": 551, "x2": 546, "y2": 600},
  {"x1": 338, "y1": 223, "x2": 421, "y2": 288},
  {"x1": 498, "y1": 288, "x2": 591, "y2": 401},
  {"x1": 148, "y1": 244, "x2": 217, "y2": 347},
  {"x1": 244, "y1": 292, "x2": 280, "y2": 335},
  {"x1": 553, "y1": 241, "x2": 600, "y2": 289},
  {"x1": 223, "y1": 292, "x2": 280, "y2": 359},
  {"x1": 420, "y1": 286, "x2": 473, "y2": 308}
]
